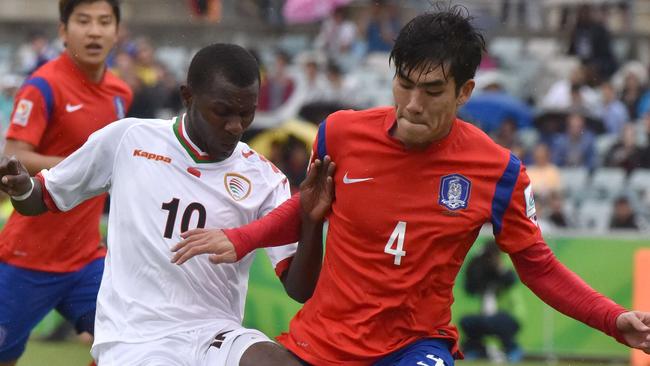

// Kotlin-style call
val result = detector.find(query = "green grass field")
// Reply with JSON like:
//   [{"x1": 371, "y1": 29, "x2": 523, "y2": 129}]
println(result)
[{"x1": 19, "y1": 339, "x2": 629, "y2": 366}]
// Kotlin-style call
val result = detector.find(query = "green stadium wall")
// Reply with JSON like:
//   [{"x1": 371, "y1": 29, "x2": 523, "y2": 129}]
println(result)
[{"x1": 243, "y1": 236, "x2": 650, "y2": 358}]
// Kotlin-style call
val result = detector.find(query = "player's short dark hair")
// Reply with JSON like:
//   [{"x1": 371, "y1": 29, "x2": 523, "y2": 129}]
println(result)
[
  {"x1": 59, "y1": 0, "x2": 121, "y2": 25},
  {"x1": 389, "y1": 4, "x2": 485, "y2": 94},
  {"x1": 187, "y1": 43, "x2": 260, "y2": 93}
]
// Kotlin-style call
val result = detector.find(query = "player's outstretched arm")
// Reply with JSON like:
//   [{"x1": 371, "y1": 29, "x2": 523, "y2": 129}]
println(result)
[
  {"x1": 616, "y1": 311, "x2": 650, "y2": 353},
  {"x1": 172, "y1": 157, "x2": 335, "y2": 267},
  {"x1": 510, "y1": 241, "x2": 650, "y2": 350},
  {"x1": 171, "y1": 228, "x2": 236, "y2": 265},
  {"x1": 0, "y1": 156, "x2": 47, "y2": 215},
  {"x1": 4, "y1": 140, "x2": 64, "y2": 175},
  {"x1": 281, "y1": 156, "x2": 335, "y2": 303}
]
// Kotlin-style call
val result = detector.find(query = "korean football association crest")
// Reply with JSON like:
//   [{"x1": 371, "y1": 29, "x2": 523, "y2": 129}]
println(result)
[{"x1": 439, "y1": 174, "x2": 471, "y2": 210}]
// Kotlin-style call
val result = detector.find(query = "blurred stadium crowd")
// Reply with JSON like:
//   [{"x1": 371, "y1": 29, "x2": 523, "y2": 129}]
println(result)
[{"x1": 1, "y1": 0, "x2": 649, "y2": 234}]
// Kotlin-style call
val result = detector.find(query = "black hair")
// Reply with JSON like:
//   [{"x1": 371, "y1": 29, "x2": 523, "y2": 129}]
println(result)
[
  {"x1": 389, "y1": 4, "x2": 485, "y2": 93},
  {"x1": 187, "y1": 43, "x2": 260, "y2": 93},
  {"x1": 59, "y1": 0, "x2": 121, "y2": 25}
]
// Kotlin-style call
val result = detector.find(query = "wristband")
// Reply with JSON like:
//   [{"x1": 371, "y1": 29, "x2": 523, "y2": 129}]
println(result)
[{"x1": 11, "y1": 178, "x2": 34, "y2": 201}]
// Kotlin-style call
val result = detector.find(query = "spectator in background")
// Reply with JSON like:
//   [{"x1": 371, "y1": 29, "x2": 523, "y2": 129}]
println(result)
[
  {"x1": 610, "y1": 196, "x2": 640, "y2": 230},
  {"x1": 279, "y1": 135, "x2": 309, "y2": 191},
  {"x1": 16, "y1": 31, "x2": 58, "y2": 75},
  {"x1": 460, "y1": 240, "x2": 523, "y2": 363},
  {"x1": 0, "y1": 75, "x2": 22, "y2": 131},
  {"x1": 615, "y1": 62, "x2": 647, "y2": 120},
  {"x1": 600, "y1": 82, "x2": 629, "y2": 136},
  {"x1": 321, "y1": 61, "x2": 362, "y2": 107},
  {"x1": 547, "y1": 191, "x2": 570, "y2": 228},
  {"x1": 112, "y1": 49, "x2": 157, "y2": 118},
  {"x1": 105, "y1": 24, "x2": 138, "y2": 68},
  {"x1": 117, "y1": 37, "x2": 182, "y2": 119},
  {"x1": 314, "y1": 6, "x2": 360, "y2": 71},
  {"x1": 299, "y1": 57, "x2": 328, "y2": 105},
  {"x1": 462, "y1": 72, "x2": 533, "y2": 134},
  {"x1": 633, "y1": 85, "x2": 650, "y2": 120},
  {"x1": 640, "y1": 114, "x2": 650, "y2": 168},
  {"x1": 359, "y1": 0, "x2": 400, "y2": 54},
  {"x1": 134, "y1": 37, "x2": 159, "y2": 88},
  {"x1": 259, "y1": 50, "x2": 295, "y2": 112},
  {"x1": 527, "y1": 143, "x2": 562, "y2": 199},
  {"x1": 540, "y1": 63, "x2": 600, "y2": 112},
  {"x1": 552, "y1": 113, "x2": 597, "y2": 171},
  {"x1": 187, "y1": 0, "x2": 222, "y2": 22},
  {"x1": 604, "y1": 123, "x2": 642, "y2": 175},
  {"x1": 491, "y1": 119, "x2": 528, "y2": 163},
  {"x1": 568, "y1": 5, "x2": 617, "y2": 80}
]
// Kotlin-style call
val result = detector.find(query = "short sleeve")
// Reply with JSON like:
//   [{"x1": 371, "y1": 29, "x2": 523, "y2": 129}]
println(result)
[
  {"x1": 6, "y1": 78, "x2": 54, "y2": 147},
  {"x1": 40, "y1": 118, "x2": 134, "y2": 211},
  {"x1": 261, "y1": 175, "x2": 298, "y2": 277},
  {"x1": 492, "y1": 156, "x2": 543, "y2": 253}
]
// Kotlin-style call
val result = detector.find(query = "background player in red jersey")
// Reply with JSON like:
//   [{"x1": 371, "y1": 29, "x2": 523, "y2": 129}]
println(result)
[
  {"x1": 172, "y1": 5, "x2": 650, "y2": 366},
  {"x1": 0, "y1": 1, "x2": 131, "y2": 365}
]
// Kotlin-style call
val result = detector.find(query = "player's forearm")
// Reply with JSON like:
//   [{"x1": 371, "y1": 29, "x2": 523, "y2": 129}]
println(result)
[
  {"x1": 4, "y1": 146, "x2": 63, "y2": 175},
  {"x1": 223, "y1": 193, "x2": 302, "y2": 259},
  {"x1": 510, "y1": 242, "x2": 628, "y2": 344},
  {"x1": 10, "y1": 177, "x2": 48, "y2": 216},
  {"x1": 282, "y1": 212, "x2": 323, "y2": 303}
]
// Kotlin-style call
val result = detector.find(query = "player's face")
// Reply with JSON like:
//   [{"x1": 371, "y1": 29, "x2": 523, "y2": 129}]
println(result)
[
  {"x1": 59, "y1": 1, "x2": 118, "y2": 68},
  {"x1": 184, "y1": 76, "x2": 259, "y2": 161},
  {"x1": 392, "y1": 64, "x2": 474, "y2": 149}
]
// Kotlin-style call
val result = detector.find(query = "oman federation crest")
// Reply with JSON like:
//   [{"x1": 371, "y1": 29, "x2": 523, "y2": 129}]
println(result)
[
  {"x1": 224, "y1": 173, "x2": 252, "y2": 201},
  {"x1": 439, "y1": 174, "x2": 471, "y2": 210}
]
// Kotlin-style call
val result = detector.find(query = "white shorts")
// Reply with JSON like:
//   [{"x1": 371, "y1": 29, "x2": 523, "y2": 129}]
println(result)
[{"x1": 93, "y1": 325, "x2": 272, "y2": 366}]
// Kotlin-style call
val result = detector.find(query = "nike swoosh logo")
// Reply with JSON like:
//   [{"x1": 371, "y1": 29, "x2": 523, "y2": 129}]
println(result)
[
  {"x1": 65, "y1": 103, "x2": 83, "y2": 112},
  {"x1": 343, "y1": 172, "x2": 373, "y2": 184}
]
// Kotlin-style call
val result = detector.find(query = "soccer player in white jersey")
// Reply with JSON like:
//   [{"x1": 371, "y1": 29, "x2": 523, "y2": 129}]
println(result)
[{"x1": 0, "y1": 44, "x2": 326, "y2": 366}]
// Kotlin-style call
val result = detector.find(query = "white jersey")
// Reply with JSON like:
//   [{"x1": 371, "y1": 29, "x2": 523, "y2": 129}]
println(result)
[{"x1": 40, "y1": 114, "x2": 297, "y2": 347}]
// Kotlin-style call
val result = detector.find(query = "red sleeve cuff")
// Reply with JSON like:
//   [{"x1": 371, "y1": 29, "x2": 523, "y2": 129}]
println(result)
[
  {"x1": 274, "y1": 256, "x2": 294, "y2": 278},
  {"x1": 607, "y1": 308, "x2": 630, "y2": 346},
  {"x1": 223, "y1": 228, "x2": 253, "y2": 260},
  {"x1": 35, "y1": 172, "x2": 60, "y2": 213}
]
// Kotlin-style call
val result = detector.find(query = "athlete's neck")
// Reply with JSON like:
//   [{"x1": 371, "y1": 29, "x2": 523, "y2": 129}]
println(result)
[
  {"x1": 67, "y1": 53, "x2": 106, "y2": 83},
  {"x1": 184, "y1": 114, "x2": 209, "y2": 154}
]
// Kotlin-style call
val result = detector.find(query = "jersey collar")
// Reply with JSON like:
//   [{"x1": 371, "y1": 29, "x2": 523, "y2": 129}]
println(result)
[
  {"x1": 60, "y1": 51, "x2": 107, "y2": 86},
  {"x1": 173, "y1": 114, "x2": 222, "y2": 163}
]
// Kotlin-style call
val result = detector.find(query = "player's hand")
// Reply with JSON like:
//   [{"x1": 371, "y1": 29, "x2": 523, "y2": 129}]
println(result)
[
  {"x1": 170, "y1": 228, "x2": 237, "y2": 265},
  {"x1": 0, "y1": 156, "x2": 31, "y2": 196},
  {"x1": 616, "y1": 311, "x2": 650, "y2": 353},
  {"x1": 300, "y1": 156, "x2": 335, "y2": 221}
]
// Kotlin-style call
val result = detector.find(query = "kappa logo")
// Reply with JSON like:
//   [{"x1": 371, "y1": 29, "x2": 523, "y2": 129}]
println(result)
[
  {"x1": 133, "y1": 149, "x2": 172, "y2": 163},
  {"x1": 224, "y1": 173, "x2": 252, "y2": 201},
  {"x1": 439, "y1": 174, "x2": 471, "y2": 211}
]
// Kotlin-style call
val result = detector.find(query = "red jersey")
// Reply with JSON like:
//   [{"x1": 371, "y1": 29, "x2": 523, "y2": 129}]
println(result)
[
  {"x1": 0, "y1": 51, "x2": 132, "y2": 272},
  {"x1": 277, "y1": 107, "x2": 542, "y2": 365}
]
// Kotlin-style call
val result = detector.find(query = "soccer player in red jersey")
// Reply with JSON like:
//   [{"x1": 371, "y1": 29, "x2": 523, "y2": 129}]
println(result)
[
  {"x1": 0, "y1": 1, "x2": 131, "y2": 364},
  {"x1": 172, "y1": 6, "x2": 650, "y2": 366}
]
